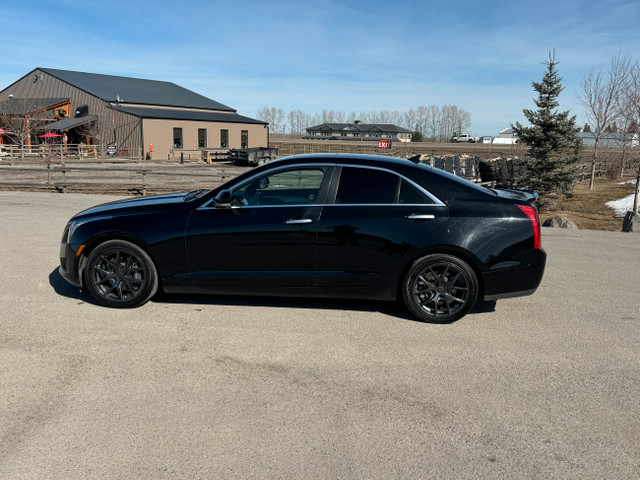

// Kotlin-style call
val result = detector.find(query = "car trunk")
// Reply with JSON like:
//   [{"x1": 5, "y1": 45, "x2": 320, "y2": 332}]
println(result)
[{"x1": 492, "y1": 188, "x2": 539, "y2": 204}]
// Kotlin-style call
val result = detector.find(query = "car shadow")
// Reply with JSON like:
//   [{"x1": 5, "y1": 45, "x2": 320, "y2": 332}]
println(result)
[
  {"x1": 154, "y1": 293, "x2": 496, "y2": 324},
  {"x1": 49, "y1": 267, "x2": 496, "y2": 323},
  {"x1": 49, "y1": 267, "x2": 99, "y2": 305}
]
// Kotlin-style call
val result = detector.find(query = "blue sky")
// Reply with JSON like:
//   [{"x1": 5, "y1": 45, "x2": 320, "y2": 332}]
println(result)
[{"x1": 2, "y1": 0, "x2": 639, "y2": 135}]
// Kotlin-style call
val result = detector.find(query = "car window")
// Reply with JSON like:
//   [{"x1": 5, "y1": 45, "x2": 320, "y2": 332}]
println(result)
[
  {"x1": 335, "y1": 167, "x2": 398, "y2": 204},
  {"x1": 232, "y1": 168, "x2": 327, "y2": 206}
]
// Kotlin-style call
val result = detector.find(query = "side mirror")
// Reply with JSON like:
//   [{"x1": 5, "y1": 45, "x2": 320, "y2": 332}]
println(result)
[{"x1": 213, "y1": 189, "x2": 233, "y2": 208}]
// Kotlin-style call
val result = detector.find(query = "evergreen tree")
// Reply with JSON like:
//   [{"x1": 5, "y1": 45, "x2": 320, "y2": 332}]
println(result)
[
  {"x1": 410, "y1": 130, "x2": 424, "y2": 142},
  {"x1": 512, "y1": 53, "x2": 581, "y2": 198},
  {"x1": 583, "y1": 123, "x2": 592, "y2": 132}
]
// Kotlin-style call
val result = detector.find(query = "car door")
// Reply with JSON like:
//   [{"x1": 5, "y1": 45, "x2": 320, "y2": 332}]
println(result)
[
  {"x1": 314, "y1": 165, "x2": 449, "y2": 292},
  {"x1": 185, "y1": 165, "x2": 333, "y2": 290}
]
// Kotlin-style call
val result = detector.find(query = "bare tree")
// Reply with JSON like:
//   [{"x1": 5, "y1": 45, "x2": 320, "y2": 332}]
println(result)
[
  {"x1": 0, "y1": 98, "x2": 51, "y2": 154},
  {"x1": 402, "y1": 108, "x2": 417, "y2": 133},
  {"x1": 578, "y1": 53, "x2": 632, "y2": 189},
  {"x1": 626, "y1": 62, "x2": 640, "y2": 215},
  {"x1": 259, "y1": 104, "x2": 472, "y2": 141},
  {"x1": 422, "y1": 105, "x2": 441, "y2": 141},
  {"x1": 256, "y1": 106, "x2": 286, "y2": 134},
  {"x1": 615, "y1": 89, "x2": 636, "y2": 178},
  {"x1": 287, "y1": 109, "x2": 306, "y2": 135}
]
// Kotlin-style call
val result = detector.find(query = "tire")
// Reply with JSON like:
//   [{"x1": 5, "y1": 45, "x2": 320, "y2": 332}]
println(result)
[
  {"x1": 402, "y1": 254, "x2": 478, "y2": 323},
  {"x1": 83, "y1": 240, "x2": 158, "y2": 308}
]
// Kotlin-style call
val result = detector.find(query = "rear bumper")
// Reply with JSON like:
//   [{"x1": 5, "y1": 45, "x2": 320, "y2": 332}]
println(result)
[{"x1": 482, "y1": 248, "x2": 546, "y2": 300}]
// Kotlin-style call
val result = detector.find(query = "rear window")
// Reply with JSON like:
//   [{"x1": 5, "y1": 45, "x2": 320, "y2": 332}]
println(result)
[
  {"x1": 336, "y1": 167, "x2": 397, "y2": 204},
  {"x1": 413, "y1": 163, "x2": 495, "y2": 197},
  {"x1": 335, "y1": 167, "x2": 434, "y2": 205}
]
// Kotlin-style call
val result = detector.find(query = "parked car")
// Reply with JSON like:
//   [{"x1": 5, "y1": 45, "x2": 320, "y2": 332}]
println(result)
[
  {"x1": 59, "y1": 154, "x2": 546, "y2": 323},
  {"x1": 451, "y1": 134, "x2": 478, "y2": 143}
]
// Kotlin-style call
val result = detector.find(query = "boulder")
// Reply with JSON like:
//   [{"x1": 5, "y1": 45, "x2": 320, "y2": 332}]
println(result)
[
  {"x1": 542, "y1": 216, "x2": 578, "y2": 229},
  {"x1": 622, "y1": 211, "x2": 640, "y2": 233}
]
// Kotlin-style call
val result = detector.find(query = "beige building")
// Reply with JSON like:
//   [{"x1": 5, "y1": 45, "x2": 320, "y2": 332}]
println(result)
[{"x1": 0, "y1": 68, "x2": 268, "y2": 159}]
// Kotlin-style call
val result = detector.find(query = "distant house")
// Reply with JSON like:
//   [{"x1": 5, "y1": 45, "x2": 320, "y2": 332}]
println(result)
[
  {"x1": 305, "y1": 121, "x2": 412, "y2": 142},
  {"x1": 578, "y1": 132, "x2": 639, "y2": 148},
  {"x1": 491, "y1": 127, "x2": 519, "y2": 145},
  {"x1": 0, "y1": 68, "x2": 268, "y2": 159}
]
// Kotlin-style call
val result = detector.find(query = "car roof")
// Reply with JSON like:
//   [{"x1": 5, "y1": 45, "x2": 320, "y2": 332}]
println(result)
[
  {"x1": 267, "y1": 153, "x2": 497, "y2": 202},
  {"x1": 269, "y1": 153, "x2": 419, "y2": 169}
]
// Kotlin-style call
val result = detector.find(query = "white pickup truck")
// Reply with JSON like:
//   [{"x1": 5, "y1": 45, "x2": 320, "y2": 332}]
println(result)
[{"x1": 451, "y1": 134, "x2": 478, "y2": 143}]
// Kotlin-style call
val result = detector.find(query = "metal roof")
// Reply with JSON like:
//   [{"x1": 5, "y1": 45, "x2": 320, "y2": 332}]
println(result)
[
  {"x1": 39, "y1": 68, "x2": 235, "y2": 112},
  {"x1": 45, "y1": 115, "x2": 98, "y2": 131},
  {"x1": 112, "y1": 106, "x2": 267, "y2": 124},
  {"x1": 0, "y1": 97, "x2": 68, "y2": 114},
  {"x1": 306, "y1": 123, "x2": 412, "y2": 134}
]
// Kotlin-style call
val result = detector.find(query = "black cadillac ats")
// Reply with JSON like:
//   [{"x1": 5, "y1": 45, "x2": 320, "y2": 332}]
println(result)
[{"x1": 59, "y1": 154, "x2": 546, "y2": 323}]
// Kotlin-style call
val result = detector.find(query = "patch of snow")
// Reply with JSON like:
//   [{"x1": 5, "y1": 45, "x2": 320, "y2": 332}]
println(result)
[
  {"x1": 606, "y1": 194, "x2": 638, "y2": 217},
  {"x1": 616, "y1": 179, "x2": 637, "y2": 185}
]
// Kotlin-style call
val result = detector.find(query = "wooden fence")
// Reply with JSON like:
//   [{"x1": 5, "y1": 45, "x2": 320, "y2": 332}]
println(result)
[
  {"x1": 0, "y1": 144, "x2": 144, "y2": 164},
  {"x1": 0, "y1": 165, "x2": 241, "y2": 195}
]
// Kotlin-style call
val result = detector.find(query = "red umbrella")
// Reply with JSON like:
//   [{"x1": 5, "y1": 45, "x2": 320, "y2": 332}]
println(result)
[{"x1": 39, "y1": 132, "x2": 61, "y2": 138}]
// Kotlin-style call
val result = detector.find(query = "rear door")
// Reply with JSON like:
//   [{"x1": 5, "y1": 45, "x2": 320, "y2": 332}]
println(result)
[{"x1": 314, "y1": 165, "x2": 448, "y2": 291}]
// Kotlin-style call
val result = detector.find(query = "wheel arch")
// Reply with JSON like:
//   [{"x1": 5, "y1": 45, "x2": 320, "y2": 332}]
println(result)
[
  {"x1": 77, "y1": 232, "x2": 163, "y2": 290},
  {"x1": 395, "y1": 245, "x2": 486, "y2": 300}
]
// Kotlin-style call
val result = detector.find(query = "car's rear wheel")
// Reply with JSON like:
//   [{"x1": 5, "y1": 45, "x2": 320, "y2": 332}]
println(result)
[
  {"x1": 402, "y1": 254, "x2": 478, "y2": 323},
  {"x1": 83, "y1": 240, "x2": 158, "y2": 308}
]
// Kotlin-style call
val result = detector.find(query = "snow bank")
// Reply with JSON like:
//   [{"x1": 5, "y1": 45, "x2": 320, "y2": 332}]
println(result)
[
  {"x1": 616, "y1": 179, "x2": 637, "y2": 185},
  {"x1": 606, "y1": 194, "x2": 637, "y2": 217}
]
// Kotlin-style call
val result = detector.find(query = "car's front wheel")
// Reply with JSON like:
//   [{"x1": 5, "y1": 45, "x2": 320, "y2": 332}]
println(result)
[
  {"x1": 83, "y1": 240, "x2": 158, "y2": 308},
  {"x1": 402, "y1": 254, "x2": 478, "y2": 323}
]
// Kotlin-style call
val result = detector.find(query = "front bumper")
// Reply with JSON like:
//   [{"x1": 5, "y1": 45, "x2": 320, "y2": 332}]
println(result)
[{"x1": 59, "y1": 239, "x2": 82, "y2": 287}]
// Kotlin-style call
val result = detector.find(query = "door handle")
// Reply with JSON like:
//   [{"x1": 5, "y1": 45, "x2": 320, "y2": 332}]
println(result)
[
  {"x1": 406, "y1": 214, "x2": 435, "y2": 221},
  {"x1": 285, "y1": 218, "x2": 313, "y2": 225}
]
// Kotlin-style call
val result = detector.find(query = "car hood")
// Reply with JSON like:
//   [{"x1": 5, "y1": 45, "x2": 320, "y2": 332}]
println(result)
[{"x1": 72, "y1": 192, "x2": 190, "y2": 219}]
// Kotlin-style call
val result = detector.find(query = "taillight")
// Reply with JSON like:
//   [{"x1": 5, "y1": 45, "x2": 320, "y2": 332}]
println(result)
[{"x1": 517, "y1": 205, "x2": 541, "y2": 249}]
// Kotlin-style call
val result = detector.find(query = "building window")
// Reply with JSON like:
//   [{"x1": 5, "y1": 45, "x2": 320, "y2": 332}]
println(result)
[
  {"x1": 220, "y1": 129, "x2": 228, "y2": 148},
  {"x1": 173, "y1": 128, "x2": 183, "y2": 149},
  {"x1": 198, "y1": 128, "x2": 207, "y2": 148},
  {"x1": 241, "y1": 130, "x2": 248, "y2": 148}
]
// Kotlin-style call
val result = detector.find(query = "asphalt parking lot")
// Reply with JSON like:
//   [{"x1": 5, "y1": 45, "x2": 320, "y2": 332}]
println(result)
[{"x1": 1, "y1": 191, "x2": 639, "y2": 479}]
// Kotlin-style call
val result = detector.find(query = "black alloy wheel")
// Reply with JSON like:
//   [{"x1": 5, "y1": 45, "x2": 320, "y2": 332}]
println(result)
[
  {"x1": 403, "y1": 254, "x2": 478, "y2": 323},
  {"x1": 83, "y1": 240, "x2": 158, "y2": 308}
]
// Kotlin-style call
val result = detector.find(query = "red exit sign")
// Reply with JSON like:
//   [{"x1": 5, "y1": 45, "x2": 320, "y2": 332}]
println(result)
[{"x1": 378, "y1": 140, "x2": 392, "y2": 149}]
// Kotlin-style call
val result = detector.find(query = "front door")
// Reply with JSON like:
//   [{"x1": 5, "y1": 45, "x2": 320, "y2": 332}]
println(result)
[{"x1": 185, "y1": 165, "x2": 332, "y2": 289}]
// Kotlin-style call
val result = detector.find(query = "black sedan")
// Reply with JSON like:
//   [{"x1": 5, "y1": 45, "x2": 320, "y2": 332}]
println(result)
[{"x1": 59, "y1": 154, "x2": 546, "y2": 323}]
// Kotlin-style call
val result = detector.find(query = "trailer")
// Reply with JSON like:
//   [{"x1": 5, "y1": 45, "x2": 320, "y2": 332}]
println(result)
[{"x1": 229, "y1": 147, "x2": 278, "y2": 166}]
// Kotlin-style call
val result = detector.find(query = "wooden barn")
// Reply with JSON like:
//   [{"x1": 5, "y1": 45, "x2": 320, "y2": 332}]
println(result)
[{"x1": 0, "y1": 68, "x2": 268, "y2": 159}]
